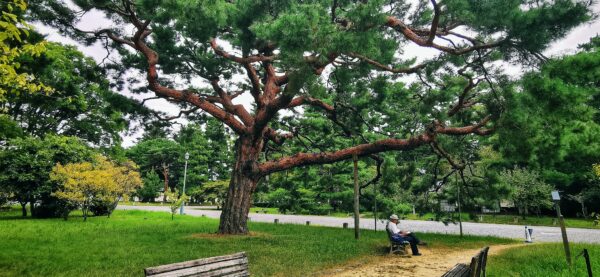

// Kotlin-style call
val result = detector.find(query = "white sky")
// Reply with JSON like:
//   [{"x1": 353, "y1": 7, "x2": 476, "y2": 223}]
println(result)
[{"x1": 33, "y1": 2, "x2": 600, "y2": 146}]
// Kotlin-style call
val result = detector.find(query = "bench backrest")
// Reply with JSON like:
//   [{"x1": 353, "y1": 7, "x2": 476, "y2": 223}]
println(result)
[
  {"x1": 468, "y1": 247, "x2": 490, "y2": 277},
  {"x1": 385, "y1": 222, "x2": 393, "y2": 239},
  {"x1": 144, "y1": 252, "x2": 249, "y2": 277}
]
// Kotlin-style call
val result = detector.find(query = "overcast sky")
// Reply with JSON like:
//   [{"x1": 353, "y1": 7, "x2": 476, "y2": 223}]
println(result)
[{"x1": 34, "y1": 2, "x2": 600, "y2": 146}]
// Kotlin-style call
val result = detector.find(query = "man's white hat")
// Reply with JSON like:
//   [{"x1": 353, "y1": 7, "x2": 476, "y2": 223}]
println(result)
[{"x1": 389, "y1": 214, "x2": 399, "y2": 220}]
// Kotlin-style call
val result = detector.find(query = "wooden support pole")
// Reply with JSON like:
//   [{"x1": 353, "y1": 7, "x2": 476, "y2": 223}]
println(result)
[
  {"x1": 353, "y1": 154, "x2": 360, "y2": 240},
  {"x1": 555, "y1": 202, "x2": 571, "y2": 266}
]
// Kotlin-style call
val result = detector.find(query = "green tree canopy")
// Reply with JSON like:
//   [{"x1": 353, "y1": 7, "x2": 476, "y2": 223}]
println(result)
[
  {"x1": 1, "y1": 42, "x2": 154, "y2": 146},
  {"x1": 498, "y1": 37, "x2": 600, "y2": 212},
  {"x1": 0, "y1": 0, "x2": 50, "y2": 100}
]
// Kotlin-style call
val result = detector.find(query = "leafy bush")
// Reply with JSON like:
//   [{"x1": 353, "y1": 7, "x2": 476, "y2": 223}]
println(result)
[
  {"x1": 89, "y1": 198, "x2": 118, "y2": 216},
  {"x1": 33, "y1": 197, "x2": 77, "y2": 219}
]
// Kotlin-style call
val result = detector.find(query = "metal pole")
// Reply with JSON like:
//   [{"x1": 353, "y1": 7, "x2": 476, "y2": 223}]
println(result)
[
  {"x1": 180, "y1": 152, "x2": 189, "y2": 215},
  {"x1": 374, "y1": 177, "x2": 377, "y2": 231},
  {"x1": 555, "y1": 202, "x2": 571, "y2": 266},
  {"x1": 353, "y1": 154, "x2": 360, "y2": 240},
  {"x1": 583, "y1": 249, "x2": 593, "y2": 277},
  {"x1": 456, "y1": 171, "x2": 463, "y2": 237}
]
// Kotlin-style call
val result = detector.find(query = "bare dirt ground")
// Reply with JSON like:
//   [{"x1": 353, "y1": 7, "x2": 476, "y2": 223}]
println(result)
[{"x1": 317, "y1": 244, "x2": 525, "y2": 277}]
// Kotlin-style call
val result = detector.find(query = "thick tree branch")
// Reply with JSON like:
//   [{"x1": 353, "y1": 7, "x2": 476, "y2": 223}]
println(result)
[
  {"x1": 427, "y1": 0, "x2": 441, "y2": 45},
  {"x1": 259, "y1": 133, "x2": 434, "y2": 175},
  {"x1": 385, "y1": 16, "x2": 504, "y2": 55},
  {"x1": 286, "y1": 96, "x2": 335, "y2": 112},
  {"x1": 209, "y1": 79, "x2": 254, "y2": 126},
  {"x1": 96, "y1": 13, "x2": 248, "y2": 135},
  {"x1": 243, "y1": 63, "x2": 263, "y2": 106},
  {"x1": 259, "y1": 118, "x2": 493, "y2": 175}
]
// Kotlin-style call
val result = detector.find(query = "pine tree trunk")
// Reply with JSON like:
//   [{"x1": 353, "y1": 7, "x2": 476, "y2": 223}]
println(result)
[{"x1": 218, "y1": 137, "x2": 262, "y2": 235}]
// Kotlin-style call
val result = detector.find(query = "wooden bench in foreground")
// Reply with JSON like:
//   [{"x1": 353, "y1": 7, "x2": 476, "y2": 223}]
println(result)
[
  {"x1": 144, "y1": 252, "x2": 249, "y2": 277},
  {"x1": 442, "y1": 246, "x2": 489, "y2": 277}
]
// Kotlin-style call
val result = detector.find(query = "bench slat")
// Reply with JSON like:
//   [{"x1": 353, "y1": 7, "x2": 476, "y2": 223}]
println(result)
[
  {"x1": 443, "y1": 246, "x2": 491, "y2": 277},
  {"x1": 441, "y1": 263, "x2": 469, "y2": 277},
  {"x1": 148, "y1": 263, "x2": 248, "y2": 277},
  {"x1": 144, "y1": 252, "x2": 247, "y2": 276},
  {"x1": 147, "y1": 257, "x2": 248, "y2": 277}
]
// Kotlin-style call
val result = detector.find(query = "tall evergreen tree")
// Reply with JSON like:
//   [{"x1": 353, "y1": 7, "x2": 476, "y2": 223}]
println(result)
[{"x1": 32, "y1": 0, "x2": 592, "y2": 234}]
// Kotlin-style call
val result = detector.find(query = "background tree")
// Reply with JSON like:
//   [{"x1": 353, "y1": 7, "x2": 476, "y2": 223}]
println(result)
[
  {"x1": 498, "y1": 36, "x2": 600, "y2": 214},
  {"x1": 173, "y1": 124, "x2": 211, "y2": 192},
  {"x1": 1, "y1": 42, "x2": 154, "y2": 146},
  {"x1": 136, "y1": 170, "x2": 162, "y2": 202},
  {"x1": 188, "y1": 180, "x2": 228, "y2": 208},
  {"x1": 0, "y1": 135, "x2": 93, "y2": 217},
  {"x1": 33, "y1": 0, "x2": 592, "y2": 234},
  {"x1": 497, "y1": 167, "x2": 554, "y2": 218},
  {"x1": 127, "y1": 138, "x2": 183, "y2": 202}
]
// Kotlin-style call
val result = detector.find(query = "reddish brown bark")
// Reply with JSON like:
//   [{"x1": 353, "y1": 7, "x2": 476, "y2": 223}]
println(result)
[{"x1": 218, "y1": 136, "x2": 263, "y2": 234}]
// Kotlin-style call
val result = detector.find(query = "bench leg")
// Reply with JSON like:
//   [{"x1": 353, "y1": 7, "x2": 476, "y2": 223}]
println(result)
[{"x1": 389, "y1": 244, "x2": 408, "y2": 255}]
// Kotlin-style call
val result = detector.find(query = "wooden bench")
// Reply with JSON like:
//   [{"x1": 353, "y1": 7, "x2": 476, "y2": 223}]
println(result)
[
  {"x1": 144, "y1": 252, "x2": 249, "y2": 277},
  {"x1": 385, "y1": 228, "x2": 409, "y2": 255},
  {"x1": 442, "y1": 247, "x2": 489, "y2": 277}
]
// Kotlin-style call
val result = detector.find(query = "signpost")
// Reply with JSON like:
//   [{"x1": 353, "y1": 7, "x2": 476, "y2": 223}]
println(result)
[{"x1": 552, "y1": 190, "x2": 571, "y2": 266}]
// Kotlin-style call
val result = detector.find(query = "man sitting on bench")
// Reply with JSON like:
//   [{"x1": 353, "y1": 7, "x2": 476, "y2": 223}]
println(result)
[{"x1": 386, "y1": 214, "x2": 422, "y2": 256}]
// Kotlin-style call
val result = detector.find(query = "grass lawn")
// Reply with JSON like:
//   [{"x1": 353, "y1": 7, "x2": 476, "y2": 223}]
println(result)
[
  {"x1": 0, "y1": 207, "x2": 513, "y2": 277},
  {"x1": 488, "y1": 243, "x2": 600, "y2": 276}
]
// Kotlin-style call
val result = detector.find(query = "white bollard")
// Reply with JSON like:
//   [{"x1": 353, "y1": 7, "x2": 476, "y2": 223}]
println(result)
[{"x1": 525, "y1": 226, "x2": 533, "y2": 243}]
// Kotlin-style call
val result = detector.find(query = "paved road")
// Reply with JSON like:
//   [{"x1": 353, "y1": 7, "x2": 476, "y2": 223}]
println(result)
[{"x1": 118, "y1": 205, "x2": 600, "y2": 243}]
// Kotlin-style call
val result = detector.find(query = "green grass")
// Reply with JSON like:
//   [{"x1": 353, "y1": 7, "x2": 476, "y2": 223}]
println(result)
[
  {"x1": 249, "y1": 207, "x2": 279, "y2": 214},
  {"x1": 0, "y1": 207, "x2": 514, "y2": 277},
  {"x1": 488, "y1": 243, "x2": 600, "y2": 276}
]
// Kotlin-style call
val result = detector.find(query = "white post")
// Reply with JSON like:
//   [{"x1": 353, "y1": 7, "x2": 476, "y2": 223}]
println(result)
[{"x1": 180, "y1": 152, "x2": 189, "y2": 215}]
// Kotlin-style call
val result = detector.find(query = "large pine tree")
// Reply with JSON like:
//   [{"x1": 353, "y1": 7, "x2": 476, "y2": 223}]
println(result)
[{"x1": 32, "y1": 0, "x2": 592, "y2": 234}]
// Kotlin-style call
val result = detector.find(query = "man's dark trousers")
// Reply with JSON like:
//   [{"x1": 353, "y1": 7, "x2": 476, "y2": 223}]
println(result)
[{"x1": 391, "y1": 233, "x2": 420, "y2": 255}]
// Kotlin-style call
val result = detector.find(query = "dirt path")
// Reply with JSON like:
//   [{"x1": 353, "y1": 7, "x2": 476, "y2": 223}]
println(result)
[{"x1": 318, "y1": 244, "x2": 525, "y2": 277}]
